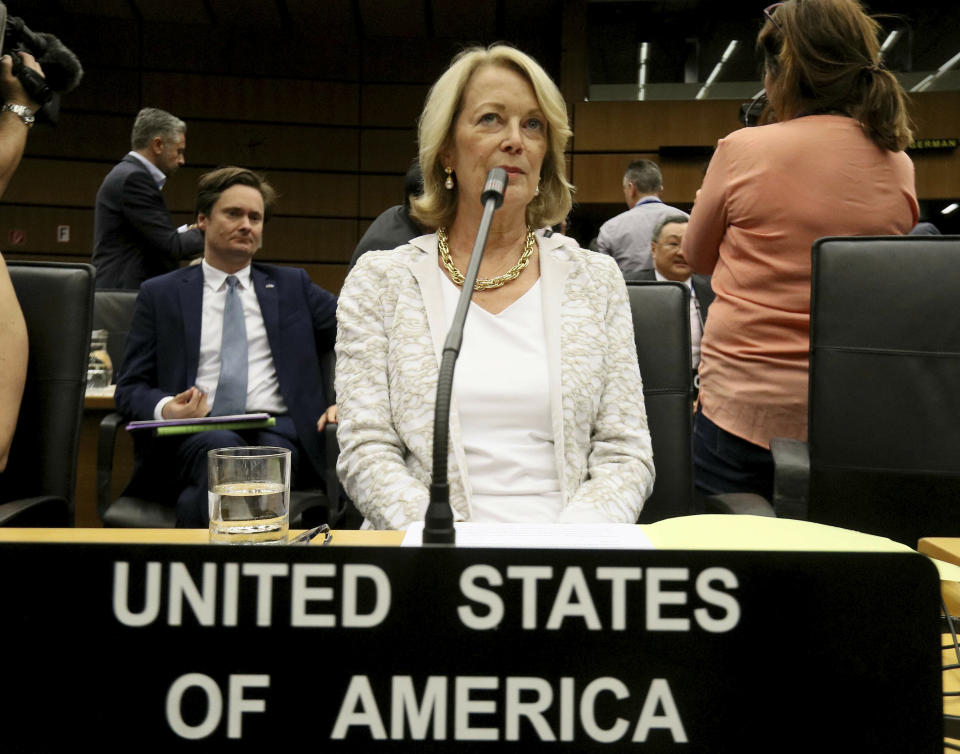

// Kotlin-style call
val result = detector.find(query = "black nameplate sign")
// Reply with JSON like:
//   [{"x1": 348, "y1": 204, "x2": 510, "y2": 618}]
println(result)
[{"x1": 0, "y1": 544, "x2": 942, "y2": 752}]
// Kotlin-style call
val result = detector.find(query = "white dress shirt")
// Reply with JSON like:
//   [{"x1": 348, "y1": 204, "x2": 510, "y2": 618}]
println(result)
[{"x1": 153, "y1": 260, "x2": 288, "y2": 419}]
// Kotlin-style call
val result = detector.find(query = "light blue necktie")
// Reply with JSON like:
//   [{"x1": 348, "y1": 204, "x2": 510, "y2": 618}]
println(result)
[{"x1": 211, "y1": 275, "x2": 248, "y2": 416}]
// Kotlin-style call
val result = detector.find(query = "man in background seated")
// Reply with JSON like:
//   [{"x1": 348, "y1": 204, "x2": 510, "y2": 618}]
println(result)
[
  {"x1": 93, "y1": 107, "x2": 204, "y2": 289},
  {"x1": 348, "y1": 163, "x2": 424, "y2": 269},
  {"x1": 115, "y1": 167, "x2": 338, "y2": 526},
  {"x1": 596, "y1": 159, "x2": 688, "y2": 278},
  {"x1": 632, "y1": 215, "x2": 713, "y2": 387},
  {"x1": 0, "y1": 50, "x2": 44, "y2": 470}
]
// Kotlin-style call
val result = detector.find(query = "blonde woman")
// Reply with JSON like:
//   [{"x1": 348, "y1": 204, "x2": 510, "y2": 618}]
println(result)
[{"x1": 336, "y1": 44, "x2": 654, "y2": 529}]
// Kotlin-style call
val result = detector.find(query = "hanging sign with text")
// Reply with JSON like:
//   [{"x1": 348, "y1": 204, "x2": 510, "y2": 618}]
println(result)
[{"x1": 0, "y1": 543, "x2": 941, "y2": 752}]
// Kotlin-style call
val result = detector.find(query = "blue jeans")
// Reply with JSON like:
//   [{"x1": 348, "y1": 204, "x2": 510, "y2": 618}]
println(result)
[{"x1": 693, "y1": 408, "x2": 774, "y2": 500}]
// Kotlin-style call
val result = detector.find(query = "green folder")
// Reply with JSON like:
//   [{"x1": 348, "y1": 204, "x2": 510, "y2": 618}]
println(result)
[{"x1": 153, "y1": 417, "x2": 276, "y2": 436}]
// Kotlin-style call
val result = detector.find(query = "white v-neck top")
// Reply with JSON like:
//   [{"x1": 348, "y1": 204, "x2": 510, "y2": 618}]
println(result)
[{"x1": 440, "y1": 274, "x2": 562, "y2": 522}]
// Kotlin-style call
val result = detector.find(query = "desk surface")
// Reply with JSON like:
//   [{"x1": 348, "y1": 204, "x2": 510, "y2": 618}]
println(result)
[
  {"x1": 918, "y1": 537, "x2": 960, "y2": 566},
  {"x1": 0, "y1": 528, "x2": 404, "y2": 546},
  {"x1": 84, "y1": 385, "x2": 115, "y2": 411},
  {"x1": 0, "y1": 515, "x2": 924, "y2": 552}
]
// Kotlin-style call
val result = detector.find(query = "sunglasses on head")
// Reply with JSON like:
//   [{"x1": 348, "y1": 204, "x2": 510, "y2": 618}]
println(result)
[{"x1": 764, "y1": 2, "x2": 784, "y2": 30}]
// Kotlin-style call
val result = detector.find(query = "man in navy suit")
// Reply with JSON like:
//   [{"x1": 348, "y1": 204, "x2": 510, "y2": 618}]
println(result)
[
  {"x1": 115, "y1": 167, "x2": 338, "y2": 526},
  {"x1": 631, "y1": 215, "x2": 714, "y2": 389},
  {"x1": 92, "y1": 108, "x2": 204, "y2": 289}
]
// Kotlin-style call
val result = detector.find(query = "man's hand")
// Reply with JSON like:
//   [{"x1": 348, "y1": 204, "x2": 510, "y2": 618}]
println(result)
[
  {"x1": 0, "y1": 52, "x2": 43, "y2": 111},
  {"x1": 162, "y1": 387, "x2": 210, "y2": 420},
  {"x1": 316, "y1": 404, "x2": 337, "y2": 432}
]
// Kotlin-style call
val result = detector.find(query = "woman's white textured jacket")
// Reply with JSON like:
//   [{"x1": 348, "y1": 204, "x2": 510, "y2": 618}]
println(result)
[{"x1": 335, "y1": 232, "x2": 655, "y2": 530}]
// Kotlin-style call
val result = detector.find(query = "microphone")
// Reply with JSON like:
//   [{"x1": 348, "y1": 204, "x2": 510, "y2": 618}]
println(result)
[{"x1": 423, "y1": 167, "x2": 509, "y2": 546}]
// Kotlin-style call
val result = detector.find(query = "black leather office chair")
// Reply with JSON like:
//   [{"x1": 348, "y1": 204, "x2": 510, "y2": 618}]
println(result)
[
  {"x1": 0, "y1": 261, "x2": 95, "y2": 526},
  {"x1": 803, "y1": 235, "x2": 960, "y2": 545},
  {"x1": 626, "y1": 281, "x2": 696, "y2": 523},
  {"x1": 93, "y1": 289, "x2": 139, "y2": 380},
  {"x1": 710, "y1": 235, "x2": 960, "y2": 545}
]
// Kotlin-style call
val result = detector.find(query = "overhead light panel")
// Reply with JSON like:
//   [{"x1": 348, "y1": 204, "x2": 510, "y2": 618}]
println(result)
[
  {"x1": 637, "y1": 42, "x2": 649, "y2": 101},
  {"x1": 911, "y1": 49, "x2": 960, "y2": 92},
  {"x1": 879, "y1": 29, "x2": 902, "y2": 61},
  {"x1": 942, "y1": 203, "x2": 958, "y2": 215},
  {"x1": 696, "y1": 40, "x2": 739, "y2": 100}
]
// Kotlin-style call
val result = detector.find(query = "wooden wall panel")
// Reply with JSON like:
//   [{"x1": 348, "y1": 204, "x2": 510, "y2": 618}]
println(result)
[
  {"x1": 287, "y1": 0, "x2": 357, "y2": 38},
  {"x1": 126, "y1": 169, "x2": 205, "y2": 214},
  {"x1": 139, "y1": 23, "x2": 360, "y2": 80},
  {"x1": 60, "y1": 18, "x2": 142, "y2": 69},
  {"x1": 27, "y1": 114, "x2": 132, "y2": 161},
  {"x1": 6, "y1": 14, "x2": 959, "y2": 293},
  {"x1": 64, "y1": 69, "x2": 144, "y2": 116},
  {"x1": 360, "y1": 39, "x2": 455, "y2": 83},
  {"x1": 909, "y1": 92, "x2": 960, "y2": 200},
  {"x1": 266, "y1": 173, "x2": 360, "y2": 218},
  {"x1": 259, "y1": 217, "x2": 358, "y2": 264},
  {"x1": 162, "y1": 169, "x2": 360, "y2": 218},
  {"x1": 0, "y1": 207, "x2": 94, "y2": 254},
  {"x1": 361, "y1": 84, "x2": 429, "y2": 128},
  {"x1": 573, "y1": 100, "x2": 743, "y2": 152},
  {"x1": 300, "y1": 263, "x2": 349, "y2": 294},
  {"x1": 359, "y1": 0, "x2": 426, "y2": 39},
  {"x1": 139, "y1": 1, "x2": 210, "y2": 24},
  {"x1": 912, "y1": 152, "x2": 960, "y2": 199},
  {"x1": 2, "y1": 251, "x2": 90, "y2": 265},
  {"x1": 432, "y1": 0, "x2": 496, "y2": 39},
  {"x1": 572, "y1": 93, "x2": 960, "y2": 202},
  {"x1": 572, "y1": 153, "x2": 654, "y2": 204},
  {"x1": 4, "y1": 160, "x2": 109, "y2": 207},
  {"x1": 169, "y1": 210, "x2": 197, "y2": 230},
  {"x1": 660, "y1": 161, "x2": 711, "y2": 205},
  {"x1": 909, "y1": 91, "x2": 960, "y2": 132},
  {"x1": 186, "y1": 121, "x2": 360, "y2": 172},
  {"x1": 571, "y1": 153, "x2": 706, "y2": 205},
  {"x1": 141, "y1": 73, "x2": 360, "y2": 125},
  {"x1": 561, "y1": 0, "x2": 588, "y2": 104},
  {"x1": 360, "y1": 129, "x2": 419, "y2": 172},
  {"x1": 360, "y1": 174, "x2": 406, "y2": 218}
]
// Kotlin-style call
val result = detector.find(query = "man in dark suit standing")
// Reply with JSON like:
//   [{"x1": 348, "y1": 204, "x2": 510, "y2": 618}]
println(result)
[
  {"x1": 115, "y1": 167, "x2": 338, "y2": 526},
  {"x1": 92, "y1": 108, "x2": 204, "y2": 289},
  {"x1": 631, "y1": 215, "x2": 714, "y2": 388}
]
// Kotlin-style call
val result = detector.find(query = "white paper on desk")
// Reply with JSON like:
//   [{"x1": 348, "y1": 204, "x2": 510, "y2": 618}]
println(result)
[{"x1": 402, "y1": 522, "x2": 653, "y2": 549}]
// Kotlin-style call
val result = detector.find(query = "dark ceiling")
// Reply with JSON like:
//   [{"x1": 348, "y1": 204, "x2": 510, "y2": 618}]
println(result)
[
  {"x1": 587, "y1": 0, "x2": 958, "y2": 86},
  {"x1": 3, "y1": 0, "x2": 956, "y2": 88},
  {"x1": 4, "y1": 0, "x2": 561, "y2": 40}
]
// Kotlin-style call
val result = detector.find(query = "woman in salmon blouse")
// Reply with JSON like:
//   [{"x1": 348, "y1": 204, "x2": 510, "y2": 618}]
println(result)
[{"x1": 682, "y1": 0, "x2": 918, "y2": 498}]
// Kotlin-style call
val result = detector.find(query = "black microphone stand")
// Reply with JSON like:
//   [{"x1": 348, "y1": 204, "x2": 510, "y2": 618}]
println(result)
[{"x1": 423, "y1": 167, "x2": 508, "y2": 546}]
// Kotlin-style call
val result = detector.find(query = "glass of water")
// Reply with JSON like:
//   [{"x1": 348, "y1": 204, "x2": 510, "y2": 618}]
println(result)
[
  {"x1": 87, "y1": 329, "x2": 113, "y2": 389},
  {"x1": 208, "y1": 447, "x2": 291, "y2": 544}
]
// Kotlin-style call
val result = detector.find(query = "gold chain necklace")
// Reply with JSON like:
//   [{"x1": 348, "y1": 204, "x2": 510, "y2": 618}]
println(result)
[{"x1": 437, "y1": 226, "x2": 536, "y2": 291}]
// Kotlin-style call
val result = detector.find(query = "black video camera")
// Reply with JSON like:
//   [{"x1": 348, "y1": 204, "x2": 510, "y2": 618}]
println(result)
[{"x1": 0, "y1": 1, "x2": 83, "y2": 125}]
